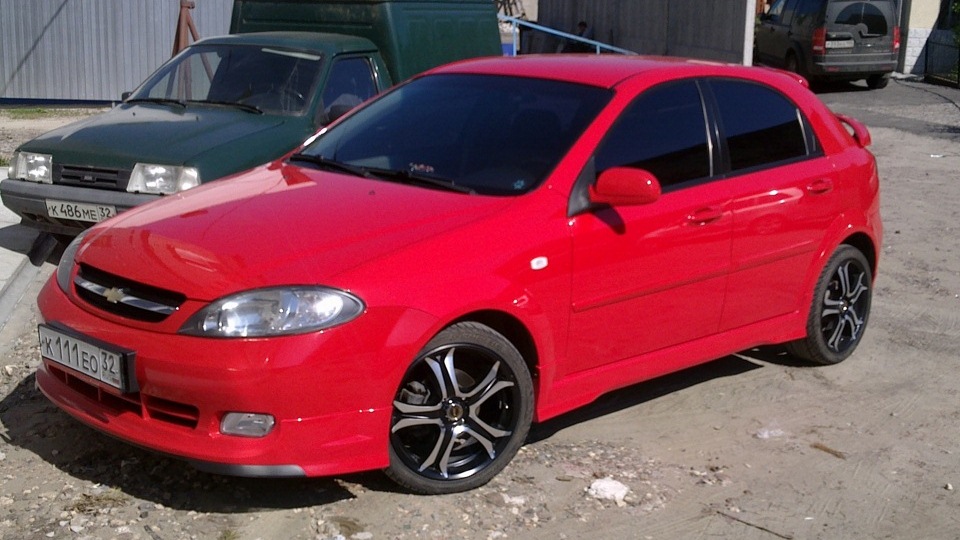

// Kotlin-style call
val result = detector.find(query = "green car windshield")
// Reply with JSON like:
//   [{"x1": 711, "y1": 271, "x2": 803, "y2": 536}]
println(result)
[
  {"x1": 129, "y1": 44, "x2": 324, "y2": 116},
  {"x1": 298, "y1": 74, "x2": 612, "y2": 196}
]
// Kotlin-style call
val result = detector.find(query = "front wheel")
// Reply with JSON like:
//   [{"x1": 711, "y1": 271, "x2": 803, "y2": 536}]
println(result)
[
  {"x1": 386, "y1": 322, "x2": 534, "y2": 494},
  {"x1": 786, "y1": 245, "x2": 873, "y2": 365}
]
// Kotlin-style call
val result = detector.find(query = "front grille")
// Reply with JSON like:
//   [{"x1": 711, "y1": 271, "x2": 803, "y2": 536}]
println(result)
[
  {"x1": 47, "y1": 363, "x2": 200, "y2": 429},
  {"x1": 75, "y1": 264, "x2": 186, "y2": 322},
  {"x1": 143, "y1": 395, "x2": 201, "y2": 428},
  {"x1": 57, "y1": 164, "x2": 130, "y2": 190}
]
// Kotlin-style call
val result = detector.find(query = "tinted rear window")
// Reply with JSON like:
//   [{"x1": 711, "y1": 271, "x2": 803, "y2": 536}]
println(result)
[{"x1": 828, "y1": 1, "x2": 894, "y2": 36}]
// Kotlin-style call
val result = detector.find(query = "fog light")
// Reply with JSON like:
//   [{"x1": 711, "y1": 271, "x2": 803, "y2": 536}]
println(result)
[{"x1": 221, "y1": 412, "x2": 275, "y2": 438}]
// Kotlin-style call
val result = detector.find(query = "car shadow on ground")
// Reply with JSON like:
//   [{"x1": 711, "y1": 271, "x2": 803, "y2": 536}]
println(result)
[
  {"x1": 528, "y1": 345, "x2": 810, "y2": 443},
  {"x1": 0, "y1": 225, "x2": 64, "y2": 266},
  {"x1": 0, "y1": 224, "x2": 40, "y2": 256},
  {"x1": 811, "y1": 80, "x2": 871, "y2": 95},
  {"x1": 0, "y1": 347, "x2": 818, "y2": 507},
  {"x1": 0, "y1": 374, "x2": 356, "y2": 512}
]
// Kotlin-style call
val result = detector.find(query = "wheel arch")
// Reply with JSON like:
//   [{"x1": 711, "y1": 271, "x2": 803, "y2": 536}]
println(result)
[
  {"x1": 794, "y1": 220, "x2": 880, "y2": 335},
  {"x1": 786, "y1": 45, "x2": 806, "y2": 74},
  {"x1": 841, "y1": 231, "x2": 879, "y2": 278},
  {"x1": 451, "y1": 310, "x2": 540, "y2": 384}
]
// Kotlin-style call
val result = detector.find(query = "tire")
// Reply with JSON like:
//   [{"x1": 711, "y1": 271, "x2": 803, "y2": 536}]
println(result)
[
  {"x1": 785, "y1": 54, "x2": 799, "y2": 74},
  {"x1": 386, "y1": 322, "x2": 534, "y2": 494},
  {"x1": 786, "y1": 245, "x2": 872, "y2": 365},
  {"x1": 785, "y1": 52, "x2": 803, "y2": 77},
  {"x1": 784, "y1": 52, "x2": 812, "y2": 85},
  {"x1": 866, "y1": 74, "x2": 889, "y2": 90}
]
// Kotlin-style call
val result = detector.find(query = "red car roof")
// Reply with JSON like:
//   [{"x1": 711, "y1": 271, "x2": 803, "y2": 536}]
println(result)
[{"x1": 428, "y1": 54, "x2": 805, "y2": 90}]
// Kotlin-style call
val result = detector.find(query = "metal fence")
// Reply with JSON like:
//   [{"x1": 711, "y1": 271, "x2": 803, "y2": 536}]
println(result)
[
  {"x1": 924, "y1": 37, "x2": 960, "y2": 88},
  {"x1": 534, "y1": 0, "x2": 755, "y2": 64},
  {"x1": 0, "y1": 0, "x2": 232, "y2": 103},
  {"x1": 499, "y1": 15, "x2": 635, "y2": 56}
]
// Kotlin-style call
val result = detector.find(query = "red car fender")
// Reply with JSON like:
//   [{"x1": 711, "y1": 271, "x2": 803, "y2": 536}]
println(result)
[{"x1": 793, "y1": 209, "x2": 881, "y2": 337}]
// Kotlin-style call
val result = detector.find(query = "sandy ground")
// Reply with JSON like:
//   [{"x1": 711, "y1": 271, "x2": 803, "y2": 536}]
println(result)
[
  {"x1": 0, "y1": 81, "x2": 959, "y2": 540},
  {"x1": 0, "y1": 109, "x2": 107, "y2": 165}
]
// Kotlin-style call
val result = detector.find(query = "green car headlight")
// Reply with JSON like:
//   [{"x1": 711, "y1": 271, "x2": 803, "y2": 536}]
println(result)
[
  {"x1": 127, "y1": 163, "x2": 200, "y2": 194},
  {"x1": 180, "y1": 287, "x2": 365, "y2": 337},
  {"x1": 11, "y1": 151, "x2": 54, "y2": 183}
]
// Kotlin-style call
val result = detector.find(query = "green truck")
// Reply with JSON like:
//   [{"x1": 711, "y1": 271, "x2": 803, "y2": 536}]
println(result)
[{"x1": 2, "y1": 0, "x2": 500, "y2": 245}]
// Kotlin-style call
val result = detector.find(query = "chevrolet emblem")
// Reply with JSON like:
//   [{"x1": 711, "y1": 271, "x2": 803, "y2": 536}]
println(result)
[{"x1": 104, "y1": 287, "x2": 125, "y2": 304}]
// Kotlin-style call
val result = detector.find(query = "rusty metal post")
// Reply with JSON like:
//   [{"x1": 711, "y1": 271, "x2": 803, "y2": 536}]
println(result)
[{"x1": 172, "y1": 0, "x2": 200, "y2": 57}]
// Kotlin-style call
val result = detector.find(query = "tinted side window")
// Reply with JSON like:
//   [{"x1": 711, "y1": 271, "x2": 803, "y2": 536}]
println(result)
[
  {"x1": 794, "y1": 0, "x2": 823, "y2": 18},
  {"x1": 595, "y1": 80, "x2": 710, "y2": 189},
  {"x1": 321, "y1": 57, "x2": 378, "y2": 119},
  {"x1": 767, "y1": 0, "x2": 788, "y2": 19},
  {"x1": 710, "y1": 80, "x2": 809, "y2": 171},
  {"x1": 781, "y1": 0, "x2": 801, "y2": 24}
]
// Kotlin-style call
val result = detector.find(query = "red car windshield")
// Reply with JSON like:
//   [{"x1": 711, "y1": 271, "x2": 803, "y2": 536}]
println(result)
[{"x1": 298, "y1": 74, "x2": 612, "y2": 195}]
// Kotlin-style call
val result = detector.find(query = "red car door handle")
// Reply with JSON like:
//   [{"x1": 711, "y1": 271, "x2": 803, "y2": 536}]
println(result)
[
  {"x1": 807, "y1": 178, "x2": 834, "y2": 194},
  {"x1": 687, "y1": 207, "x2": 723, "y2": 225}
]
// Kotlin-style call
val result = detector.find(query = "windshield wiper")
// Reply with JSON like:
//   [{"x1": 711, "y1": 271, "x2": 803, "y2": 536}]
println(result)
[
  {"x1": 125, "y1": 97, "x2": 187, "y2": 109},
  {"x1": 288, "y1": 153, "x2": 373, "y2": 179},
  {"x1": 367, "y1": 168, "x2": 475, "y2": 194},
  {"x1": 194, "y1": 100, "x2": 264, "y2": 115}
]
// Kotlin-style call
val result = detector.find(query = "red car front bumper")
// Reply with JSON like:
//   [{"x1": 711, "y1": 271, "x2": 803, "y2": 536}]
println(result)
[{"x1": 35, "y1": 277, "x2": 432, "y2": 477}]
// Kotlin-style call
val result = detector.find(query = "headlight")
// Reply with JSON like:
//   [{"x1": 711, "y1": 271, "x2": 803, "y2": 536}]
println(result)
[
  {"x1": 180, "y1": 287, "x2": 364, "y2": 337},
  {"x1": 56, "y1": 231, "x2": 87, "y2": 293},
  {"x1": 10, "y1": 151, "x2": 53, "y2": 183},
  {"x1": 127, "y1": 163, "x2": 200, "y2": 194}
]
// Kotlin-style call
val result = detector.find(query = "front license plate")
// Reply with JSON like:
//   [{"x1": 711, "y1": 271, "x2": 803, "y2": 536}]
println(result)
[
  {"x1": 45, "y1": 199, "x2": 116, "y2": 223},
  {"x1": 38, "y1": 324, "x2": 135, "y2": 392},
  {"x1": 825, "y1": 40, "x2": 854, "y2": 49}
]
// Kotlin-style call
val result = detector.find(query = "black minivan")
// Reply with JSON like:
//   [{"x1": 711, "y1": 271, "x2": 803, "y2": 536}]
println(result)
[{"x1": 755, "y1": 0, "x2": 900, "y2": 89}]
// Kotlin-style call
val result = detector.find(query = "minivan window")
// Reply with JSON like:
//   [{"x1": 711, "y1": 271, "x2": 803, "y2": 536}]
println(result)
[
  {"x1": 767, "y1": 0, "x2": 789, "y2": 19},
  {"x1": 710, "y1": 80, "x2": 810, "y2": 171},
  {"x1": 595, "y1": 80, "x2": 711, "y2": 189},
  {"x1": 794, "y1": 0, "x2": 822, "y2": 18}
]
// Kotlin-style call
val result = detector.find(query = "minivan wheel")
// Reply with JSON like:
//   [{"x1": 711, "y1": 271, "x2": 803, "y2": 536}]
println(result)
[
  {"x1": 785, "y1": 53, "x2": 801, "y2": 76},
  {"x1": 866, "y1": 74, "x2": 889, "y2": 90},
  {"x1": 786, "y1": 245, "x2": 872, "y2": 365},
  {"x1": 386, "y1": 322, "x2": 533, "y2": 494}
]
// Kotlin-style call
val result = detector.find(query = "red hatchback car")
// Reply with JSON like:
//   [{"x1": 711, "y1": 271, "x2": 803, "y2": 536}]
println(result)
[{"x1": 36, "y1": 56, "x2": 881, "y2": 494}]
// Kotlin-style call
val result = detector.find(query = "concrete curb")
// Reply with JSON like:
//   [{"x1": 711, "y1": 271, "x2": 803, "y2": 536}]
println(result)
[
  {"x1": 0, "y1": 166, "x2": 47, "y2": 332},
  {"x1": 0, "y1": 257, "x2": 42, "y2": 332}
]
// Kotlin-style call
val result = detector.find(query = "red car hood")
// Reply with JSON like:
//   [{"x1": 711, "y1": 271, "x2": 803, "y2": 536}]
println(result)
[{"x1": 78, "y1": 163, "x2": 514, "y2": 301}]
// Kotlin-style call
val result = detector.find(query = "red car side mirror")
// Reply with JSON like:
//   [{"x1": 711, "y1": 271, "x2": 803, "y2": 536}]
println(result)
[{"x1": 589, "y1": 167, "x2": 661, "y2": 207}]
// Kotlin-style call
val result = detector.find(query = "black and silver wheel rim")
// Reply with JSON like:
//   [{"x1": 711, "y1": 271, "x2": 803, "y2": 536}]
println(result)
[
  {"x1": 820, "y1": 258, "x2": 870, "y2": 354},
  {"x1": 391, "y1": 343, "x2": 522, "y2": 481}
]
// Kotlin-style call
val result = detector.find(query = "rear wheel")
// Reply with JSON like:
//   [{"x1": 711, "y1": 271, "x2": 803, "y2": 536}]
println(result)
[
  {"x1": 866, "y1": 74, "x2": 889, "y2": 89},
  {"x1": 785, "y1": 53, "x2": 801, "y2": 75},
  {"x1": 786, "y1": 245, "x2": 872, "y2": 365},
  {"x1": 386, "y1": 322, "x2": 533, "y2": 494}
]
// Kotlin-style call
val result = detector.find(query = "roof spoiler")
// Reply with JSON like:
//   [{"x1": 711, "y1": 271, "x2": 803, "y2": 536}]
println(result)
[{"x1": 836, "y1": 114, "x2": 872, "y2": 148}]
